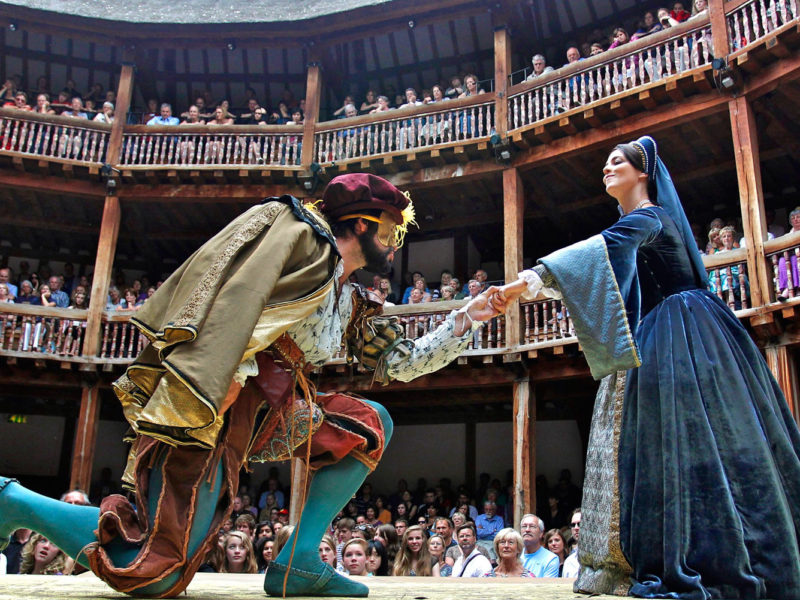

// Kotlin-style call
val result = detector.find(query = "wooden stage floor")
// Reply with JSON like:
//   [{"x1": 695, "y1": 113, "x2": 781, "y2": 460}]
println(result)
[{"x1": 0, "y1": 573, "x2": 618, "y2": 599}]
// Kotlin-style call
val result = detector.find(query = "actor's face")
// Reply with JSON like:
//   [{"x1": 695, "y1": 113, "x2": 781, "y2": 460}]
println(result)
[
  {"x1": 603, "y1": 149, "x2": 646, "y2": 199},
  {"x1": 359, "y1": 213, "x2": 397, "y2": 274}
]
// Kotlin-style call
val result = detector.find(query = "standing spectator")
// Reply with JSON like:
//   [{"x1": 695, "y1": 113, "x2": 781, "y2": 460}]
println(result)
[
  {"x1": 146, "y1": 103, "x2": 179, "y2": 126},
  {"x1": 543, "y1": 528, "x2": 569, "y2": 576},
  {"x1": 474, "y1": 501, "x2": 504, "y2": 559},
  {"x1": 562, "y1": 509, "x2": 581, "y2": 578},
  {"x1": 519, "y1": 514, "x2": 559, "y2": 577},
  {"x1": 393, "y1": 524, "x2": 431, "y2": 576},
  {"x1": 484, "y1": 528, "x2": 534, "y2": 578},
  {"x1": 527, "y1": 54, "x2": 554, "y2": 81},
  {"x1": 46, "y1": 276, "x2": 69, "y2": 307},
  {"x1": 18, "y1": 534, "x2": 68, "y2": 575},
  {"x1": 778, "y1": 207, "x2": 800, "y2": 298},
  {"x1": 219, "y1": 531, "x2": 258, "y2": 573},
  {"x1": 451, "y1": 523, "x2": 492, "y2": 577}
]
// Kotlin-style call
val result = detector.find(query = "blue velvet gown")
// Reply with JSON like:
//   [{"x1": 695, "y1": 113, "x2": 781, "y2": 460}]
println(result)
[{"x1": 548, "y1": 207, "x2": 800, "y2": 599}]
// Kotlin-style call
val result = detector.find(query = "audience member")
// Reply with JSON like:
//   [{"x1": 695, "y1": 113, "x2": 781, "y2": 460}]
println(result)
[
  {"x1": 254, "y1": 536, "x2": 274, "y2": 573},
  {"x1": 393, "y1": 524, "x2": 431, "y2": 576},
  {"x1": 543, "y1": 528, "x2": 569, "y2": 576},
  {"x1": 63, "y1": 97, "x2": 88, "y2": 119},
  {"x1": 366, "y1": 539, "x2": 389, "y2": 576},
  {"x1": 634, "y1": 11, "x2": 663, "y2": 38},
  {"x1": 342, "y1": 538, "x2": 369, "y2": 576},
  {"x1": 370, "y1": 95, "x2": 391, "y2": 114},
  {"x1": 562, "y1": 508, "x2": 581, "y2": 577},
  {"x1": 33, "y1": 93, "x2": 55, "y2": 115},
  {"x1": 360, "y1": 90, "x2": 379, "y2": 114},
  {"x1": 220, "y1": 531, "x2": 258, "y2": 573},
  {"x1": 519, "y1": 514, "x2": 559, "y2": 577},
  {"x1": 451, "y1": 523, "x2": 492, "y2": 577},
  {"x1": 485, "y1": 528, "x2": 534, "y2": 577},
  {"x1": 458, "y1": 74, "x2": 485, "y2": 98},
  {"x1": 93, "y1": 102, "x2": 114, "y2": 124},
  {"x1": 335, "y1": 517, "x2": 355, "y2": 570},
  {"x1": 527, "y1": 54, "x2": 554, "y2": 81},
  {"x1": 46, "y1": 276, "x2": 69, "y2": 307},
  {"x1": 319, "y1": 534, "x2": 338, "y2": 569},
  {"x1": 2, "y1": 528, "x2": 31, "y2": 574},
  {"x1": 18, "y1": 534, "x2": 68, "y2": 575},
  {"x1": 445, "y1": 75, "x2": 464, "y2": 99},
  {"x1": 428, "y1": 534, "x2": 449, "y2": 576},
  {"x1": 147, "y1": 103, "x2": 179, "y2": 126},
  {"x1": 474, "y1": 501, "x2": 504, "y2": 559},
  {"x1": 671, "y1": 1, "x2": 691, "y2": 21},
  {"x1": 333, "y1": 95, "x2": 356, "y2": 118}
]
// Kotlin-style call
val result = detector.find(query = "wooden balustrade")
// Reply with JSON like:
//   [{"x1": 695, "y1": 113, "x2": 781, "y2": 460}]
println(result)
[
  {"x1": 764, "y1": 230, "x2": 800, "y2": 300},
  {"x1": 314, "y1": 95, "x2": 495, "y2": 164},
  {"x1": 0, "y1": 304, "x2": 88, "y2": 357},
  {"x1": 0, "y1": 108, "x2": 111, "y2": 165},
  {"x1": 99, "y1": 312, "x2": 147, "y2": 360},
  {"x1": 521, "y1": 299, "x2": 576, "y2": 345},
  {"x1": 702, "y1": 248, "x2": 752, "y2": 310},
  {"x1": 119, "y1": 124, "x2": 304, "y2": 169},
  {"x1": 728, "y1": 0, "x2": 798, "y2": 50},
  {"x1": 508, "y1": 17, "x2": 712, "y2": 131}
]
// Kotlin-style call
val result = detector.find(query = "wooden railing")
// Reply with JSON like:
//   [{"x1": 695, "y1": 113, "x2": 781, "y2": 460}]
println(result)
[
  {"x1": 765, "y1": 230, "x2": 800, "y2": 300},
  {"x1": 521, "y1": 299, "x2": 576, "y2": 345},
  {"x1": 119, "y1": 124, "x2": 304, "y2": 169},
  {"x1": 0, "y1": 108, "x2": 111, "y2": 165},
  {"x1": 703, "y1": 248, "x2": 752, "y2": 310},
  {"x1": 99, "y1": 311, "x2": 147, "y2": 361},
  {"x1": 314, "y1": 95, "x2": 495, "y2": 164},
  {"x1": 0, "y1": 304, "x2": 88, "y2": 358},
  {"x1": 508, "y1": 16, "x2": 712, "y2": 131},
  {"x1": 728, "y1": 0, "x2": 798, "y2": 51}
]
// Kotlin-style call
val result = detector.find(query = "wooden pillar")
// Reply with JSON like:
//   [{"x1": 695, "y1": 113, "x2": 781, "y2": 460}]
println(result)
[
  {"x1": 300, "y1": 58, "x2": 323, "y2": 172},
  {"x1": 503, "y1": 167, "x2": 524, "y2": 346},
  {"x1": 69, "y1": 383, "x2": 101, "y2": 492},
  {"x1": 729, "y1": 95, "x2": 772, "y2": 306},
  {"x1": 465, "y1": 421, "x2": 476, "y2": 492},
  {"x1": 454, "y1": 233, "x2": 469, "y2": 286},
  {"x1": 766, "y1": 345, "x2": 800, "y2": 424},
  {"x1": 493, "y1": 25, "x2": 512, "y2": 138},
  {"x1": 708, "y1": 0, "x2": 731, "y2": 58},
  {"x1": 512, "y1": 378, "x2": 535, "y2": 527},
  {"x1": 82, "y1": 63, "x2": 133, "y2": 359}
]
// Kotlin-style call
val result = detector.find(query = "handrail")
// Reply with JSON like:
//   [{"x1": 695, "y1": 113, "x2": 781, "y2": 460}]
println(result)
[
  {"x1": 124, "y1": 123, "x2": 303, "y2": 134},
  {"x1": 764, "y1": 229, "x2": 800, "y2": 253},
  {"x1": 0, "y1": 107, "x2": 113, "y2": 132},
  {"x1": 727, "y1": 0, "x2": 798, "y2": 52}
]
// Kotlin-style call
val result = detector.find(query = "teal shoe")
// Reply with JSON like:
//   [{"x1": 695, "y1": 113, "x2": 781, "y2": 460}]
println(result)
[
  {"x1": 264, "y1": 561, "x2": 369, "y2": 597},
  {"x1": 0, "y1": 477, "x2": 19, "y2": 551}
]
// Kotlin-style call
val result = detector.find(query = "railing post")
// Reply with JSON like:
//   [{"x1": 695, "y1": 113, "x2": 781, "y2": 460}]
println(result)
[
  {"x1": 107, "y1": 61, "x2": 135, "y2": 167},
  {"x1": 493, "y1": 24, "x2": 512, "y2": 138},
  {"x1": 728, "y1": 95, "x2": 772, "y2": 307},
  {"x1": 503, "y1": 167, "x2": 524, "y2": 347},
  {"x1": 708, "y1": 0, "x2": 731, "y2": 58},
  {"x1": 69, "y1": 381, "x2": 101, "y2": 492},
  {"x1": 765, "y1": 346, "x2": 800, "y2": 425},
  {"x1": 301, "y1": 57, "x2": 322, "y2": 172},
  {"x1": 512, "y1": 377, "x2": 535, "y2": 525}
]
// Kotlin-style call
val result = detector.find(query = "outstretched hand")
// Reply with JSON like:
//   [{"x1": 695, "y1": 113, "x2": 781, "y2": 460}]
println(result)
[
  {"x1": 487, "y1": 279, "x2": 529, "y2": 314},
  {"x1": 467, "y1": 285, "x2": 504, "y2": 322}
]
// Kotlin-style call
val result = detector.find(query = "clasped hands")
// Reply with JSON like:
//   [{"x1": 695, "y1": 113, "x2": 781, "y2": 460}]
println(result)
[{"x1": 463, "y1": 278, "x2": 530, "y2": 323}]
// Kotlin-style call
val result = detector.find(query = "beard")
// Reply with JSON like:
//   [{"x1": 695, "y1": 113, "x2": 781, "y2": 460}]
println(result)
[{"x1": 358, "y1": 232, "x2": 394, "y2": 274}]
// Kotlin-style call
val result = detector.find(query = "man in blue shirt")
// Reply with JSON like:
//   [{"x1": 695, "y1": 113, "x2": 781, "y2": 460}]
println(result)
[
  {"x1": 147, "y1": 103, "x2": 179, "y2": 126},
  {"x1": 474, "y1": 501, "x2": 504, "y2": 560},
  {"x1": 520, "y1": 513, "x2": 560, "y2": 577},
  {"x1": 47, "y1": 276, "x2": 69, "y2": 308}
]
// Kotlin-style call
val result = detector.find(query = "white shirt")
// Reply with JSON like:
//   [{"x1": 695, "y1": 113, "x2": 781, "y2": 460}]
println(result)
[
  {"x1": 562, "y1": 548, "x2": 579, "y2": 577},
  {"x1": 0, "y1": 552, "x2": 6, "y2": 575},
  {"x1": 451, "y1": 547, "x2": 492, "y2": 577}
]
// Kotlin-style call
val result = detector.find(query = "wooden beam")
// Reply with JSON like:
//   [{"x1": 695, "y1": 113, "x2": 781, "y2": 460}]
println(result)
[
  {"x1": 708, "y1": 0, "x2": 730, "y2": 58},
  {"x1": 118, "y1": 183, "x2": 301, "y2": 202},
  {"x1": 503, "y1": 168, "x2": 524, "y2": 347},
  {"x1": 69, "y1": 383, "x2": 101, "y2": 492},
  {"x1": 82, "y1": 195, "x2": 121, "y2": 358},
  {"x1": 301, "y1": 59, "x2": 322, "y2": 170},
  {"x1": 106, "y1": 62, "x2": 135, "y2": 167},
  {"x1": 765, "y1": 345, "x2": 799, "y2": 424},
  {"x1": 0, "y1": 170, "x2": 105, "y2": 198},
  {"x1": 729, "y1": 95, "x2": 772, "y2": 306},
  {"x1": 316, "y1": 366, "x2": 521, "y2": 393},
  {"x1": 512, "y1": 377, "x2": 534, "y2": 526},
  {"x1": 494, "y1": 26, "x2": 512, "y2": 138}
]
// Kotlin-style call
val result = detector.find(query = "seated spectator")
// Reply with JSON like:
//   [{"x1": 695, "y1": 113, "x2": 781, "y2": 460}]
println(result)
[
  {"x1": 146, "y1": 103, "x2": 179, "y2": 126},
  {"x1": 519, "y1": 514, "x2": 559, "y2": 577},
  {"x1": 562, "y1": 46, "x2": 583, "y2": 68},
  {"x1": 62, "y1": 79, "x2": 81, "y2": 101},
  {"x1": 366, "y1": 539, "x2": 389, "y2": 576},
  {"x1": 333, "y1": 95, "x2": 356, "y2": 118},
  {"x1": 439, "y1": 285, "x2": 456, "y2": 301},
  {"x1": 270, "y1": 100, "x2": 292, "y2": 124},
  {"x1": 0, "y1": 78, "x2": 17, "y2": 103},
  {"x1": 14, "y1": 280, "x2": 39, "y2": 305},
  {"x1": 141, "y1": 98, "x2": 159, "y2": 124},
  {"x1": 407, "y1": 288, "x2": 425, "y2": 304},
  {"x1": 562, "y1": 509, "x2": 581, "y2": 578},
  {"x1": 218, "y1": 99, "x2": 237, "y2": 121},
  {"x1": 430, "y1": 84, "x2": 448, "y2": 103},
  {"x1": 633, "y1": 11, "x2": 663, "y2": 38},
  {"x1": 239, "y1": 98, "x2": 262, "y2": 123},
  {"x1": 777, "y1": 207, "x2": 800, "y2": 298},
  {"x1": 451, "y1": 523, "x2": 492, "y2": 577},
  {"x1": 19, "y1": 534, "x2": 69, "y2": 575},
  {"x1": 445, "y1": 75, "x2": 464, "y2": 99},
  {"x1": 413, "y1": 277, "x2": 432, "y2": 302},
  {"x1": 33, "y1": 93, "x2": 55, "y2": 115},
  {"x1": 220, "y1": 531, "x2": 258, "y2": 573},
  {"x1": 707, "y1": 227, "x2": 723, "y2": 254},
  {"x1": 369, "y1": 95, "x2": 391, "y2": 114},
  {"x1": 543, "y1": 528, "x2": 569, "y2": 576},
  {"x1": 289, "y1": 107, "x2": 304, "y2": 125},
  {"x1": 429, "y1": 534, "x2": 450, "y2": 576},
  {"x1": 657, "y1": 7, "x2": 681, "y2": 28},
  {"x1": 69, "y1": 289, "x2": 89, "y2": 309},
  {"x1": 527, "y1": 54, "x2": 554, "y2": 81},
  {"x1": 466, "y1": 279, "x2": 483, "y2": 300},
  {"x1": 671, "y1": 1, "x2": 691, "y2": 22},
  {"x1": 400, "y1": 88, "x2": 422, "y2": 109},
  {"x1": 93, "y1": 102, "x2": 114, "y2": 124},
  {"x1": 360, "y1": 90, "x2": 379, "y2": 114},
  {"x1": 609, "y1": 27, "x2": 631, "y2": 49},
  {"x1": 180, "y1": 105, "x2": 205, "y2": 125},
  {"x1": 105, "y1": 286, "x2": 123, "y2": 310},
  {"x1": 52, "y1": 90, "x2": 71, "y2": 113},
  {"x1": 393, "y1": 524, "x2": 432, "y2": 576},
  {"x1": 5, "y1": 91, "x2": 31, "y2": 111},
  {"x1": 474, "y1": 501, "x2": 504, "y2": 560},
  {"x1": 691, "y1": 0, "x2": 707, "y2": 16},
  {"x1": 0, "y1": 283, "x2": 13, "y2": 303},
  {"x1": 590, "y1": 42, "x2": 605, "y2": 56},
  {"x1": 63, "y1": 97, "x2": 88, "y2": 119},
  {"x1": 235, "y1": 513, "x2": 257, "y2": 540},
  {"x1": 46, "y1": 276, "x2": 69, "y2": 307},
  {"x1": 255, "y1": 536, "x2": 274, "y2": 574},
  {"x1": 335, "y1": 518, "x2": 355, "y2": 570},
  {"x1": 485, "y1": 528, "x2": 534, "y2": 577},
  {"x1": 208, "y1": 106, "x2": 234, "y2": 126},
  {"x1": 342, "y1": 538, "x2": 369, "y2": 576},
  {"x1": 401, "y1": 271, "x2": 427, "y2": 303},
  {"x1": 84, "y1": 83, "x2": 104, "y2": 106},
  {"x1": 117, "y1": 288, "x2": 141, "y2": 311},
  {"x1": 458, "y1": 74, "x2": 485, "y2": 98},
  {"x1": 38, "y1": 284, "x2": 56, "y2": 307}
]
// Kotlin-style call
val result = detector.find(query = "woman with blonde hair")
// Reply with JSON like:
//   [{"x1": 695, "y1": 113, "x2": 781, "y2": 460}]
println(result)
[
  {"x1": 428, "y1": 534, "x2": 450, "y2": 577},
  {"x1": 19, "y1": 533, "x2": 68, "y2": 575},
  {"x1": 219, "y1": 531, "x2": 258, "y2": 574},
  {"x1": 318, "y1": 534, "x2": 338, "y2": 569},
  {"x1": 392, "y1": 525, "x2": 431, "y2": 576},
  {"x1": 483, "y1": 528, "x2": 533, "y2": 578}
]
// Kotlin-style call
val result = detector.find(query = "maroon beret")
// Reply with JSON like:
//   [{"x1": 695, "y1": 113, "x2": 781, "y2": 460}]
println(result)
[{"x1": 319, "y1": 173, "x2": 409, "y2": 225}]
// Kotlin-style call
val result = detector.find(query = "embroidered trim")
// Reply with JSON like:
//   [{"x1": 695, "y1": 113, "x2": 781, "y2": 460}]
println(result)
[{"x1": 598, "y1": 235, "x2": 641, "y2": 368}]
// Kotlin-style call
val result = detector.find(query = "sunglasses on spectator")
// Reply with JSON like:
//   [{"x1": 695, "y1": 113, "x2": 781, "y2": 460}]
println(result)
[{"x1": 571, "y1": 522, "x2": 581, "y2": 527}]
